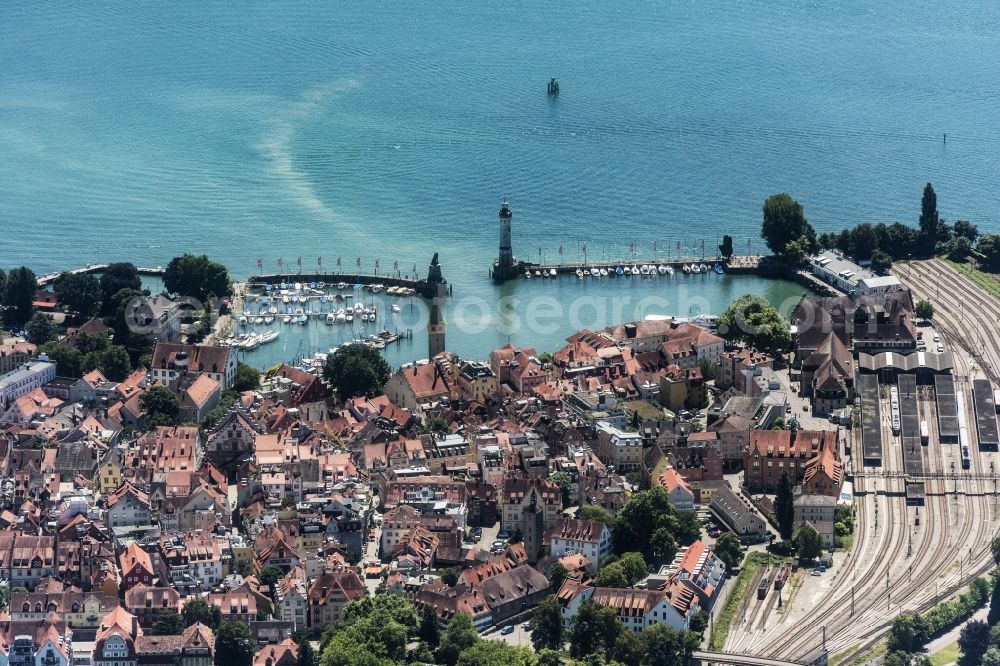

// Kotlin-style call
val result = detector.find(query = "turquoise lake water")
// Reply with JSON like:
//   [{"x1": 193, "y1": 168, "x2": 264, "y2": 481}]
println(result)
[{"x1": 3, "y1": 2, "x2": 999, "y2": 367}]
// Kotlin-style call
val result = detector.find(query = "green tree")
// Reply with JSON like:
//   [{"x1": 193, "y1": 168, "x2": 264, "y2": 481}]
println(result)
[
  {"x1": 612, "y1": 486, "x2": 699, "y2": 561},
  {"x1": 611, "y1": 628, "x2": 644, "y2": 664},
  {"x1": 3, "y1": 267, "x2": 37, "y2": 328},
  {"x1": 959, "y1": 620, "x2": 991, "y2": 666},
  {"x1": 713, "y1": 532, "x2": 744, "y2": 570},
  {"x1": 215, "y1": 621, "x2": 254, "y2": 666},
  {"x1": 297, "y1": 640, "x2": 318, "y2": 666},
  {"x1": 232, "y1": 362, "x2": 260, "y2": 392},
  {"x1": 341, "y1": 595, "x2": 417, "y2": 633},
  {"x1": 418, "y1": 603, "x2": 440, "y2": 647},
  {"x1": 99, "y1": 263, "x2": 142, "y2": 315},
  {"x1": 641, "y1": 623, "x2": 698, "y2": 666},
  {"x1": 531, "y1": 595, "x2": 564, "y2": 651},
  {"x1": 616, "y1": 552, "x2": 648, "y2": 586},
  {"x1": 576, "y1": 504, "x2": 617, "y2": 529},
  {"x1": 258, "y1": 565, "x2": 284, "y2": 589},
  {"x1": 719, "y1": 235, "x2": 734, "y2": 260},
  {"x1": 850, "y1": 223, "x2": 879, "y2": 261},
  {"x1": 323, "y1": 344, "x2": 392, "y2": 399},
  {"x1": 568, "y1": 599, "x2": 624, "y2": 659},
  {"x1": 140, "y1": 385, "x2": 180, "y2": 427},
  {"x1": 38, "y1": 342, "x2": 82, "y2": 378},
  {"x1": 947, "y1": 235, "x2": 972, "y2": 262},
  {"x1": 164, "y1": 254, "x2": 232, "y2": 301},
  {"x1": 919, "y1": 183, "x2": 941, "y2": 256},
  {"x1": 548, "y1": 562, "x2": 569, "y2": 593},
  {"x1": 988, "y1": 577, "x2": 1000, "y2": 626},
  {"x1": 54, "y1": 272, "x2": 102, "y2": 322},
  {"x1": 992, "y1": 537, "x2": 1000, "y2": 566},
  {"x1": 508, "y1": 526, "x2": 523, "y2": 544},
  {"x1": 150, "y1": 609, "x2": 183, "y2": 635},
  {"x1": 717, "y1": 294, "x2": 793, "y2": 352},
  {"x1": 887, "y1": 612, "x2": 929, "y2": 654},
  {"x1": 455, "y1": 641, "x2": 535, "y2": 666},
  {"x1": 421, "y1": 415, "x2": 450, "y2": 434},
  {"x1": 977, "y1": 235, "x2": 1000, "y2": 272},
  {"x1": 437, "y1": 612, "x2": 479, "y2": 666},
  {"x1": 549, "y1": 471, "x2": 573, "y2": 507},
  {"x1": 954, "y1": 219, "x2": 979, "y2": 243},
  {"x1": 25, "y1": 313, "x2": 54, "y2": 345},
  {"x1": 870, "y1": 249, "x2": 893, "y2": 275},
  {"x1": 915, "y1": 300, "x2": 934, "y2": 322},
  {"x1": 761, "y1": 193, "x2": 815, "y2": 257},
  {"x1": 96, "y1": 345, "x2": 132, "y2": 381},
  {"x1": 795, "y1": 523, "x2": 822, "y2": 561},
  {"x1": 594, "y1": 562, "x2": 629, "y2": 588},
  {"x1": 441, "y1": 567, "x2": 460, "y2": 586},
  {"x1": 182, "y1": 597, "x2": 222, "y2": 630},
  {"x1": 983, "y1": 647, "x2": 1000, "y2": 666},
  {"x1": 536, "y1": 650, "x2": 563, "y2": 666},
  {"x1": 775, "y1": 471, "x2": 795, "y2": 541}
]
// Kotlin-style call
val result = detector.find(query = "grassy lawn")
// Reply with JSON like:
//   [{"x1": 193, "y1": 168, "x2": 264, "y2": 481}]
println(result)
[
  {"x1": 930, "y1": 641, "x2": 961, "y2": 666},
  {"x1": 946, "y1": 260, "x2": 1000, "y2": 302},
  {"x1": 828, "y1": 644, "x2": 859, "y2": 666},
  {"x1": 849, "y1": 641, "x2": 887, "y2": 666},
  {"x1": 709, "y1": 552, "x2": 773, "y2": 651}
]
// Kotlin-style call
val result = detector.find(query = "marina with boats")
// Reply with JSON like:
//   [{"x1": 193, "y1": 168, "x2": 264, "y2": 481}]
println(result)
[{"x1": 222, "y1": 279, "x2": 414, "y2": 359}]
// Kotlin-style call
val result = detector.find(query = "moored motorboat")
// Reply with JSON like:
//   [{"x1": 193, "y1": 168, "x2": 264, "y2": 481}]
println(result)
[
  {"x1": 326, "y1": 313, "x2": 336, "y2": 325},
  {"x1": 665, "y1": 265, "x2": 675, "y2": 276},
  {"x1": 549, "y1": 268, "x2": 557, "y2": 277},
  {"x1": 525, "y1": 270, "x2": 532, "y2": 278},
  {"x1": 590, "y1": 267, "x2": 600, "y2": 277},
  {"x1": 576, "y1": 268, "x2": 585, "y2": 278},
  {"x1": 391, "y1": 304, "x2": 400, "y2": 313},
  {"x1": 259, "y1": 330, "x2": 279, "y2": 345},
  {"x1": 615, "y1": 266, "x2": 624, "y2": 275},
  {"x1": 682, "y1": 264, "x2": 691, "y2": 274},
  {"x1": 263, "y1": 315, "x2": 274, "y2": 324},
  {"x1": 282, "y1": 315, "x2": 291, "y2": 324},
  {"x1": 599, "y1": 268, "x2": 608, "y2": 277},
  {"x1": 714, "y1": 263, "x2": 724, "y2": 274},
  {"x1": 630, "y1": 265, "x2": 640, "y2": 275}
]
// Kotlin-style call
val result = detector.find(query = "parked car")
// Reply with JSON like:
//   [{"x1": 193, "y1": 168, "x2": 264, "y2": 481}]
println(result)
[
  {"x1": 501, "y1": 625, "x2": 514, "y2": 635},
  {"x1": 937, "y1": 344, "x2": 944, "y2": 352},
  {"x1": 522, "y1": 622, "x2": 532, "y2": 630},
  {"x1": 933, "y1": 334, "x2": 940, "y2": 342}
]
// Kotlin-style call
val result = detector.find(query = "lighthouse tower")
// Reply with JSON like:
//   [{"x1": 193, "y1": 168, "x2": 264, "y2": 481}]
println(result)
[
  {"x1": 426, "y1": 253, "x2": 447, "y2": 359},
  {"x1": 493, "y1": 201, "x2": 518, "y2": 282}
]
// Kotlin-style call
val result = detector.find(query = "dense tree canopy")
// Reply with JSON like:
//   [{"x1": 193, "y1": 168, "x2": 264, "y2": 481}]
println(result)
[
  {"x1": 99, "y1": 263, "x2": 142, "y2": 314},
  {"x1": 163, "y1": 253, "x2": 232, "y2": 301},
  {"x1": 919, "y1": 183, "x2": 941, "y2": 256},
  {"x1": 215, "y1": 621, "x2": 254, "y2": 666},
  {"x1": 150, "y1": 609, "x2": 183, "y2": 635},
  {"x1": 568, "y1": 600, "x2": 624, "y2": 659},
  {"x1": 713, "y1": 532, "x2": 744, "y2": 571},
  {"x1": 2, "y1": 266, "x2": 37, "y2": 328},
  {"x1": 26, "y1": 313, "x2": 54, "y2": 345},
  {"x1": 140, "y1": 385, "x2": 180, "y2": 426},
  {"x1": 947, "y1": 235, "x2": 972, "y2": 262},
  {"x1": 531, "y1": 595, "x2": 564, "y2": 651},
  {"x1": 182, "y1": 597, "x2": 221, "y2": 630},
  {"x1": 612, "y1": 486, "x2": 700, "y2": 563},
  {"x1": 233, "y1": 362, "x2": 261, "y2": 392},
  {"x1": 54, "y1": 272, "x2": 102, "y2": 321},
  {"x1": 795, "y1": 523, "x2": 822, "y2": 561},
  {"x1": 761, "y1": 193, "x2": 815, "y2": 258},
  {"x1": 323, "y1": 344, "x2": 392, "y2": 399},
  {"x1": 576, "y1": 504, "x2": 617, "y2": 529},
  {"x1": 436, "y1": 612, "x2": 479, "y2": 666},
  {"x1": 775, "y1": 471, "x2": 794, "y2": 541},
  {"x1": 915, "y1": 300, "x2": 934, "y2": 322},
  {"x1": 454, "y1": 641, "x2": 535, "y2": 666},
  {"x1": 977, "y1": 235, "x2": 1000, "y2": 272},
  {"x1": 717, "y1": 294, "x2": 793, "y2": 352}
]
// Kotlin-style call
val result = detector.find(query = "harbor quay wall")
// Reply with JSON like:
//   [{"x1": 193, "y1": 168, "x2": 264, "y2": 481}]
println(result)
[{"x1": 247, "y1": 272, "x2": 441, "y2": 299}]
